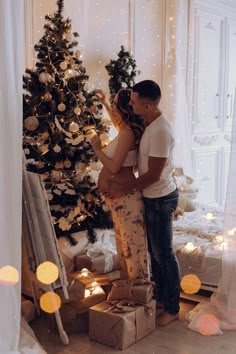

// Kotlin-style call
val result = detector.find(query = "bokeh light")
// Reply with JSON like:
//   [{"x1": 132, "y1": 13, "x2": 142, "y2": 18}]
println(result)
[
  {"x1": 0, "y1": 265, "x2": 19, "y2": 286},
  {"x1": 181, "y1": 274, "x2": 201, "y2": 294},
  {"x1": 36, "y1": 261, "x2": 59, "y2": 285},
  {"x1": 40, "y1": 291, "x2": 61, "y2": 313},
  {"x1": 197, "y1": 314, "x2": 220, "y2": 335}
]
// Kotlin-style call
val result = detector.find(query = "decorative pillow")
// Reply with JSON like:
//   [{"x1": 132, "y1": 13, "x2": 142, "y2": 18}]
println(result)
[{"x1": 178, "y1": 194, "x2": 196, "y2": 212}]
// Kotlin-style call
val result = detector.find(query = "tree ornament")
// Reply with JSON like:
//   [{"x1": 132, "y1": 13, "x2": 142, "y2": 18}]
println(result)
[
  {"x1": 90, "y1": 105, "x2": 97, "y2": 114},
  {"x1": 38, "y1": 145, "x2": 49, "y2": 155},
  {"x1": 43, "y1": 92, "x2": 52, "y2": 101},
  {"x1": 24, "y1": 116, "x2": 39, "y2": 131},
  {"x1": 69, "y1": 121, "x2": 79, "y2": 132},
  {"x1": 50, "y1": 170, "x2": 63, "y2": 183},
  {"x1": 64, "y1": 68, "x2": 74, "y2": 79},
  {"x1": 59, "y1": 61, "x2": 68, "y2": 70},
  {"x1": 39, "y1": 72, "x2": 52, "y2": 84},
  {"x1": 64, "y1": 159, "x2": 72, "y2": 169},
  {"x1": 57, "y1": 103, "x2": 66, "y2": 112},
  {"x1": 36, "y1": 161, "x2": 44, "y2": 169},
  {"x1": 55, "y1": 161, "x2": 64, "y2": 169},
  {"x1": 74, "y1": 107, "x2": 81, "y2": 115},
  {"x1": 53, "y1": 144, "x2": 61, "y2": 153},
  {"x1": 75, "y1": 50, "x2": 81, "y2": 58},
  {"x1": 40, "y1": 131, "x2": 50, "y2": 141},
  {"x1": 85, "y1": 193, "x2": 94, "y2": 203}
]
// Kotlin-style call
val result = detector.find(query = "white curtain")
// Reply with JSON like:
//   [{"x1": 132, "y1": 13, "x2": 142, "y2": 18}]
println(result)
[
  {"x1": 162, "y1": 0, "x2": 192, "y2": 175},
  {"x1": 0, "y1": 1, "x2": 46, "y2": 353},
  {"x1": 0, "y1": 0, "x2": 23, "y2": 352},
  {"x1": 188, "y1": 91, "x2": 236, "y2": 334}
]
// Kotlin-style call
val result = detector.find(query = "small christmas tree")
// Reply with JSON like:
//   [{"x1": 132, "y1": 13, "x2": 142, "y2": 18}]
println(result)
[
  {"x1": 105, "y1": 45, "x2": 140, "y2": 103},
  {"x1": 23, "y1": 0, "x2": 112, "y2": 243}
]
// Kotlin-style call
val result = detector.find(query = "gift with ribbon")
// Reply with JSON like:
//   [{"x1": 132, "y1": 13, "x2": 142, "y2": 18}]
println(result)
[
  {"x1": 107, "y1": 279, "x2": 154, "y2": 305},
  {"x1": 74, "y1": 234, "x2": 120, "y2": 274},
  {"x1": 89, "y1": 299, "x2": 156, "y2": 350}
]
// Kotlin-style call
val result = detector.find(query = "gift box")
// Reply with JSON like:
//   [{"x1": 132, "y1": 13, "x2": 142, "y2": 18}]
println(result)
[
  {"x1": 74, "y1": 253, "x2": 120, "y2": 274},
  {"x1": 55, "y1": 274, "x2": 85, "y2": 303},
  {"x1": 89, "y1": 299, "x2": 156, "y2": 350},
  {"x1": 51, "y1": 286, "x2": 106, "y2": 334},
  {"x1": 107, "y1": 279, "x2": 154, "y2": 304}
]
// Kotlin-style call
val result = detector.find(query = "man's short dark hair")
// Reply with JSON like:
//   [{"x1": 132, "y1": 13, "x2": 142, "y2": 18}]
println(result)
[{"x1": 132, "y1": 80, "x2": 161, "y2": 101}]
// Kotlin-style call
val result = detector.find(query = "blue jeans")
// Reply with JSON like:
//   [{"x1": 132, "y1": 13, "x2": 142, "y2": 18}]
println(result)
[{"x1": 143, "y1": 189, "x2": 180, "y2": 315}]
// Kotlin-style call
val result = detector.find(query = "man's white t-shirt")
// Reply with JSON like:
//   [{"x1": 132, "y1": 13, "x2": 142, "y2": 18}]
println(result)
[{"x1": 138, "y1": 114, "x2": 176, "y2": 198}]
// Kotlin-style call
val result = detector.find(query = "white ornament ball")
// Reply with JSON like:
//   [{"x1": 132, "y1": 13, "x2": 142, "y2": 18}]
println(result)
[
  {"x1": 24, "y1": 116, "x2": 39, "y2": 131},
  {"x1": 53, "y1": 144, "x2": 61, "y2": 153},
  {"x1": 69, "y1": 121, "x2": 79, "y2": 132},
  {"x1": 64, "y1": 69, "x2": 74, "y2": 79},
  {"x1": 75, "y1": 50, "x2": 81, "y2": 58},
  {"x1": 60, "y1": 61, "x2": 68, "y2": 70},
  {"x1": 74, "y1": 107, "x2": 81, "y2": 115},
  {"x1": 57, "y1": 103, "x2": 66, "y2": 112}
]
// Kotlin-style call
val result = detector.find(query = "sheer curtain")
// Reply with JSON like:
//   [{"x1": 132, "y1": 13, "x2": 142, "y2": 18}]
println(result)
[
  {"x1": 0, "y1": 0, "x2": 23, "y2": 352},
  {"x1": 188, "y1": 91, "x2": 236, "y2": 334},
  {"x1": 162, "y1": 0, "x2": 192, "y2": 175},
  {"x1": 0, "y1": 1, "x2": 46, "y2": 352}
]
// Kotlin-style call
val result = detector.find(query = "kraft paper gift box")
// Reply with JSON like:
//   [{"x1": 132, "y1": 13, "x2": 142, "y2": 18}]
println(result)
[
  {"x1": 74, "y1": 253, "x2": 120, "y2": 274},
  {"x1": 89, "y1": 299, "x2": 156, "y2": 350},
  {"x1": 51, "y1": 286, "x2": 106, "y2": 334},
  {"x1": 55, "y1": 274, "x2": 85, "y2": 303},
  {"x1": 107, "y1": 279, "x2": 154, "y2": 304}
]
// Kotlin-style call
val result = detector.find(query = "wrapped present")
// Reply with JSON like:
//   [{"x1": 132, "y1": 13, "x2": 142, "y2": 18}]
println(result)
[
  {"x1": 55, "y1": 274, "x2": 85, "y2": 303},
  {"x1": 107, "y1": 279, "x2": 154, "y2": 304},
  {"x1": 51, "y1": 286, "x2": 106, "y2": 334},
  {"x1": 89, "y1": 299, "x2": 156, "y2": 350},
  {"x1": 74, "y1": 253, "x2": 120, "y2": 274}
]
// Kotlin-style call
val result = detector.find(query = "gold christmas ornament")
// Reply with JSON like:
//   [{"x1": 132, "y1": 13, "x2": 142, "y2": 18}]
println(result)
[
  {"x1": 85, "y1": 193, "x2": 94, "y2": 202},
  {"x1": 57, "y1": 103, "x2": 66, "y2": 112},
  {"x1": 69, "y1": 121, "x2": 79, "y2": 132},
  {"x1": 64, "y1": 68, "x2": 74, "y2": 79},
  {"x1": 38, "y1": 145, "x2": 49, "y2": 155},
  {"x1": 59, "y1": 61, "x2": 68, "y2": 70},
  {"x1": 74, "y1": 107, "x2": 81, "y2": 115},
  {"x1": 40, "y1": 131, "x2": 50, "y2": 141},
  {"x1": 39, "y1": 72, "x2": 52, "y2": 84},
  {"x1": 43, "y1": 92, "x2": 52, "y2": 101},
  {"x1": 53, "y1": 144, "x2": 61, "y2": 153},
  {"x1": 36, "y1": 161, "x2": 44, "y2": 169},
  {"x1": 50, "y1": 170, "x2": 63, "y2": 183},
  {"x1": 75, "y1": 50, "x2": 81, "y2": 58},
  {"x1": 64, "y1": 159, "x2": 72, "y2": 169},
  {"x1": 24, "y1": 116, "x2": 39, "y2": 131}
]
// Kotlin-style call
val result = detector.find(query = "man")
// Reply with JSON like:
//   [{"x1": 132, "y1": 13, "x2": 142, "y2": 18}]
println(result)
[{"x1": 108, "y1": 80, "x2": 180, "y2": 326}]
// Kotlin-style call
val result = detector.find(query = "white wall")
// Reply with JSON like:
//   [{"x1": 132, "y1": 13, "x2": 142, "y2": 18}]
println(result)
[{"x1": 25, "y1": 0, "x2": 164, "y2": 93}]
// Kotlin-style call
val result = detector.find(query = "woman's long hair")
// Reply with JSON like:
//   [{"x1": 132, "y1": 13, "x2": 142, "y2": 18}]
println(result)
[{"x1": 116, "y1": 89, "x2": 145, "y2": 144}]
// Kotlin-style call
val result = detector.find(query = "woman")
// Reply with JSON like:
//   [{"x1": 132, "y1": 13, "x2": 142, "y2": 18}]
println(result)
[{"x1": 90, "y1": 89, "x2": 149, "y2": 280}]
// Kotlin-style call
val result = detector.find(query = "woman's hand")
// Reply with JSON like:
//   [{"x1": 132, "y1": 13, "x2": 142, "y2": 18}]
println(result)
[
  {"x1": 94, "y1": 89, "x2": 106, "y2": 105},
  {"x1": 90, "y1": 134, "x2": 102, "y2": 152}
]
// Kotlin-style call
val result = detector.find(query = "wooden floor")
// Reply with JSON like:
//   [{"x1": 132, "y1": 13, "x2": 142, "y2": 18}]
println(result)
[{"x1": 32, "y1": 299, "x2": 236, "y2": 354}]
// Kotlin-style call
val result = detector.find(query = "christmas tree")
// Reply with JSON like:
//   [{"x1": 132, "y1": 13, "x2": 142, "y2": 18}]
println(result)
[
  {"x1": 23, "y1": 0, "x2": 113, "y2": 243},
  {"x1": 105, "y1": 45, "x2": 140, "y2": 103}
]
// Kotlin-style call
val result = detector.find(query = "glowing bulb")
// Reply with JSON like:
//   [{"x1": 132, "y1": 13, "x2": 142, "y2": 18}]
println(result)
[
  {"x1": 0, "y1": 265, "x2": 19, "y2": 286},
  {"x1": 40, "y1": 292, "x2": 61, "y2": 313},
  {"x1": 181, "y1": 274, "x2": 201, "y2": 294},
  {"x1": 81, "y1": 268, "x2": 89, "y2": 277},
  {"x1": 204, "y1": 213, "x2": 216, "y2": 220},
  {"x1": 36, "y1": 261, "x2": 59, "y2": 285},
  {"x1": 185, "y1": 242, "x2": 195, "y2": 251},
  {"x1": 197, "y1": 314, "x2": 220, "y2": 335}
]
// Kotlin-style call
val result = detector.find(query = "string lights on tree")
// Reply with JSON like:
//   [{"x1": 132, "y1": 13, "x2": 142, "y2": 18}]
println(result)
[{"x1": 23, "y1": 0, "x2": 113, "y2": 243}]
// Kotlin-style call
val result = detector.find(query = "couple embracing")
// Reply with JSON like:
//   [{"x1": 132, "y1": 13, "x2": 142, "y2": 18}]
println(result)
[{"x1": 91, "y1": 80, "x2": 180, "y2": 326}]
